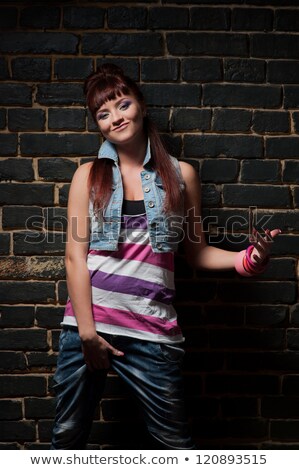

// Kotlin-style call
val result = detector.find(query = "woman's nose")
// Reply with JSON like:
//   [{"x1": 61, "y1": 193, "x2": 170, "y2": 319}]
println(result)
[{"x1": 112, "y1": 111, "x2": 123, "y2": 125}]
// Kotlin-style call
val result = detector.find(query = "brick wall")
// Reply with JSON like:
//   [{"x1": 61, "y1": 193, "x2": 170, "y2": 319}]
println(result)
[{"x1": 0, "y1": 0, "x2": 298, "y2": 450}]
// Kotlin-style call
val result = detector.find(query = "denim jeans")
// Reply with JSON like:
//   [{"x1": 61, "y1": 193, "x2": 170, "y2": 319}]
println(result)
[{"x1": 51, "y1": 327, "x2": 195, "y2": 450}]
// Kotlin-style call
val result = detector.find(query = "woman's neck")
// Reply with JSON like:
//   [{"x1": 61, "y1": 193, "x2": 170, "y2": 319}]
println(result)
[{"x1": 116, "y1": 133, "x2": 147, "y2": 169}]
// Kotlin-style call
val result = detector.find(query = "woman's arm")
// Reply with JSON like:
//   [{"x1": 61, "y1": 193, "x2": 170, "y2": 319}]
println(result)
[
  {"x1": 65, "y1": 162, "x2": 95, "y2": 336},
  {"x1": 65, "y1": 162, "x2": 123, "y2": 369},
  {"x1": 179, "y1": 161, "x2": 280, "y2": 272}
]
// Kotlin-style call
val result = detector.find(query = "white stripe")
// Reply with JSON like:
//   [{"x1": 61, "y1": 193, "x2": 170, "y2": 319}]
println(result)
[
  {"x1": 118, "y1": 228, "x2": 149, "y2": 245},
  {"x1": 62, "y1": 316, "x2": 184, "y2": 344},
  {"x1": 87, "y1": 254, "x2": 174, "y2": 289},
  {"x1": 122, "y1": 211, "x2": 146, "y2": 216},
  {"x1": 91, "y1": 285, "x2": 177, "y2": 321}
]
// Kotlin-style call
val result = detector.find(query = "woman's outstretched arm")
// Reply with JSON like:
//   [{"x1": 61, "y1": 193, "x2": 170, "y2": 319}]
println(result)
[{"x1": 179, "y1": 161, "x2": 280, "y2": 272}]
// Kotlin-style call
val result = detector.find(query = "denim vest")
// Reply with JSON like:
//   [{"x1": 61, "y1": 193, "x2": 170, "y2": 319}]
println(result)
[{"x1": 89, "y1": 139, "x2": 185, "y2": 253}]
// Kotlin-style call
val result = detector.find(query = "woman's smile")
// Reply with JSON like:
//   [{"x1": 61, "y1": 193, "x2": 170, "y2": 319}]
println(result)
[{"x1": 113, "y1": 121, "x2": 129, "y2": 132}]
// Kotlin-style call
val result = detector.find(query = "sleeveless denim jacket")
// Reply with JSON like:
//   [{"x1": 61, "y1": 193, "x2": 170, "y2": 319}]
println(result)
[{"x1": 89, "y1": 139, "x2": 185, "y2": 253}]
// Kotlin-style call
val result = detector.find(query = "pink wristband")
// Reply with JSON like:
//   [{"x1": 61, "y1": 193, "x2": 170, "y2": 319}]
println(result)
[{"x1": 235, "y1": 250, "x2": 254, "y2": 277}]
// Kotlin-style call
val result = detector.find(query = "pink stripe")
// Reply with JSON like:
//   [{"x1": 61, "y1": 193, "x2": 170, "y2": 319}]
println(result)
[
  {"x1": 64, "y1": 300, "x2": 181, "y2": 337},
  {"x1": 64, "y1": 300, "x2": 75, "y2": 317},
  {"x1": 89, "y1": 243, "x2": 174, "y2": 271}
]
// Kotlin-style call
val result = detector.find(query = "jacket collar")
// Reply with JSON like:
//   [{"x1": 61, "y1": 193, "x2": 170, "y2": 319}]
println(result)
[{"x1": 97, "y1": 139, "x2": 152, "y2": 166}]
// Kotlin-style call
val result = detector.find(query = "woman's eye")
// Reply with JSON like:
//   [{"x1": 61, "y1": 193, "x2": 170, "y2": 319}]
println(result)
[
  {"x1": 97, "y1": 113, "x2": 108, "y2": 121},
  {"x1": 119, "y1": 101, "x2": 131, "y2": 111}
]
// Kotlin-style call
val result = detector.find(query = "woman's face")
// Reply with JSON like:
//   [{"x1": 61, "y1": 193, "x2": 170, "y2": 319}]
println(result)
[{"x1": 95, "y1": 93, "x2": 146, "y2": 146}]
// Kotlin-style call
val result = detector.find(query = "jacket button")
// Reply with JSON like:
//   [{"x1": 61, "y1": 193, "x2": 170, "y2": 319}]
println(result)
[
  {"x1": 157, "y1": 243, "x2": 163, "y2": 250},
  {"x1": 148, "y1": 201, "x2": 155, "y2": 208},
  {"x1": 144, "y1": 187, "x2": 150, "y2": 193},
  {"x1": 145, "y1": 174, "x2": 150, "y2": 180}
]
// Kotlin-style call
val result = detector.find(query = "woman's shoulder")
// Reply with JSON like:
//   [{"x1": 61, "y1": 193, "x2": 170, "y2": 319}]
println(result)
[
  {"x1": 76, "y1": 160, "x2": 94, "y2": 176},
  {"x1": 178, "y1": 160, "x2": 199, "y2": 185},
  {"x1": 71, "y1": 161, "x2": 93, "y2": 184},
  {"x1": 68, "y1": 162, "x2": 94, "y2": 202}
]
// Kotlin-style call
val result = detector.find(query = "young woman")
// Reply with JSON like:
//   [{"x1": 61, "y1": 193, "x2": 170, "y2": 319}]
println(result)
[{"x1": 51, "y1": 64, "x2": 280, "y2": 450}]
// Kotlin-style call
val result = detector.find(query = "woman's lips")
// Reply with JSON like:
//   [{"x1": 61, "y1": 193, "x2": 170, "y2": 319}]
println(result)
[{"x1": 113, "y1": 122, "x2": 129, "y2": 132}]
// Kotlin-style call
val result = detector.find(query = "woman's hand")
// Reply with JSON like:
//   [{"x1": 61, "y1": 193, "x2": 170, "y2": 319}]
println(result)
[
  {"x1": 250, "y1": 228, "x2": 281, "y2": 264},
  {"x1": 81, "y1": 333, "x2": 124, "y2": 371}
]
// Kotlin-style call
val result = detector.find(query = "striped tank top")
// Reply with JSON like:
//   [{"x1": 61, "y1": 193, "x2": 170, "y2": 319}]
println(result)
[{"x1": 62, "y1": 199, "x2": 184, "y2": 344}]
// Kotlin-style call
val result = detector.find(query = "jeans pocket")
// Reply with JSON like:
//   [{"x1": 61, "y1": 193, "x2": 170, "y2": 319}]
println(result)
[
  {"x1": 59, "y1": 327, "x2": 81, "y2": 350},
  {"x1": 53, "y1": 328, "x2": 84, "y2": 387},
  {"x1": 58, "y1": 328, "x2": 70, "y2": 349},
  {"x1": 159, "y1": 343, "x2": 185, "y2": 364}
]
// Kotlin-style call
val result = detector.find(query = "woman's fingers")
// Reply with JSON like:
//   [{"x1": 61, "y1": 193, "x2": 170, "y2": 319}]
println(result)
[
  {"x1": 251, "y1": 232, "x2": 268, "y2": 258},
  {"x1": 108, "y1": 345, "x2": 124, "y2": 357},
  {"x1": 250, "y1": 228, "x2": 281, "y2": 263},
  {"x1": 270, "y1": 228, "x2": 281, "y2": 239},
  {"x1": 81, "y1": 333, "x2": 125, "y2": 372},
  {"x1": 252, "y1": 228, "x2": 281, "y2": 247}
]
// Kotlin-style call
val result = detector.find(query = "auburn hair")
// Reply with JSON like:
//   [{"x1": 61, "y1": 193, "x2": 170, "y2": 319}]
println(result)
[{"x1": 84, "y1": 63, "x2": 182, "y2": 214}]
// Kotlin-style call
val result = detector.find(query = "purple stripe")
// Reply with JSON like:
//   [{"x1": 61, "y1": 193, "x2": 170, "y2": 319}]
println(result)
[
  {"x1": 89, "y1": 269, "x2": 175, "y2": 304},
  {"x1": 121, "y1": 214, "x2": 147, "y2": 230}
]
